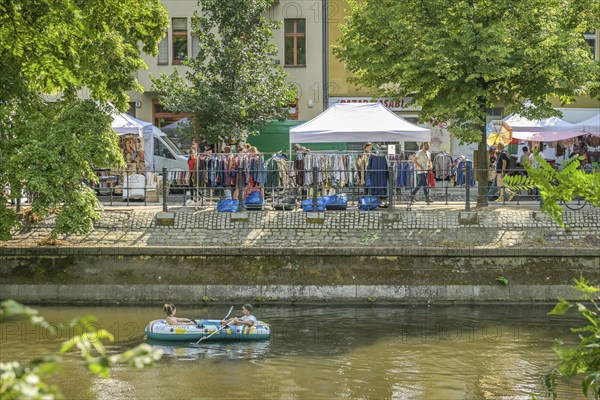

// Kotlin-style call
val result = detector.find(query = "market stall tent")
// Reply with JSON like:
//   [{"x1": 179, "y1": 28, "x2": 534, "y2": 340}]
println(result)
[
  {"x1": 111, "y1": 113, "x2": 154, "y2": 171},
  {"x1": 573, "y1": 113, "x2": 600, "y2": 136},
  {"x1": 503, "y1": 114, "x2": 584, "y2": 141},
  {"x1": 289, "y1": 103, "x2": 430, "y2": 143}
]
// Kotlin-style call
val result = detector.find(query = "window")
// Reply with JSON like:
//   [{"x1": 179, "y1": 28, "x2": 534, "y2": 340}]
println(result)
[
  {"x1": 191, "y1": 34, "x2": 201, "y2": 59},
  {"x1": 154, "y1": 138, "x2": 175, "y2": 159},
  {"x1": 486, "y1": 107, "x2": 504, "y2": 123},
  {"x1": 584, "y1": 30, "x2": 598, "y2": 60},
  {"x1": 172, "y1": 18, "x2": 188, "y2": 64},
  {"x1": 284, "y1": 19, "x2": 306, "y2": 66},
  {"x1": 152, "y1": 99, "x2": 193, "y2": 131},
  {"x1": 158, "y1": 32, "x2": 168, "y2": 65},
  {"x1": 126, "y1": 102, "x2": 136, "y2": 118}
]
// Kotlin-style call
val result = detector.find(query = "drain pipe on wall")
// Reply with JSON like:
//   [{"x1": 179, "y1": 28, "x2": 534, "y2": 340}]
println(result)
[{"x1": 322, "y1": 0, "x2": 329, "y2": 112}]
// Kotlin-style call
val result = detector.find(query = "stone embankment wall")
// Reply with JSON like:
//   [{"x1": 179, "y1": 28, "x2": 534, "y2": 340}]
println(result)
[{"x1": 0, "y1": 208, "x2": 598, "y2": 303}]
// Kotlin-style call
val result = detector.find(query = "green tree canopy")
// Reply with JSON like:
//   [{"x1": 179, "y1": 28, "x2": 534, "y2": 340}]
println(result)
[
  {"x1": 0, "y1": 0, "x2": 169, "y2": 239},
  {"x1": 152, "y1": 0, "x2": 295, "y2": 144},
  {"x1": 335, "y1": 0, "x2": 600, "y2": 205}
]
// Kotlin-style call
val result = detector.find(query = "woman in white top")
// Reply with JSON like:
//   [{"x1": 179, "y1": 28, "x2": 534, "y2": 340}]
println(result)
[{"x1": 163, "y1": 303, "x2": 195, "y2": 325}]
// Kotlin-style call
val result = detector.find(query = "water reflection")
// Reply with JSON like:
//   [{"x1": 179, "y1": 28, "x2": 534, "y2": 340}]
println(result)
[{"x1": 146, "y1": 338, "x2": 271, "y2": 361}]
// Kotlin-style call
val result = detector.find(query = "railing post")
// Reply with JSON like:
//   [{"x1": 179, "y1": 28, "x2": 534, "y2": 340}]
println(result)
[
  {"x1": 312, "y1": 166, "x2": 318, "y2": 211},
  {"x1": 388, "y1": 164, "x2": 394, "y2": 210},
  {"x1": 237, "y1": 167, "x2": 243, "y2": 205},
  {"x1": 465, "y1": 162, "x2": 471, "y2": 211},
  {"x1": 162, "y1": 167, "x2": 167, "y2": 212},
  {"x1": 126, "y1": 170, "x2": 130, "y2": 206}
]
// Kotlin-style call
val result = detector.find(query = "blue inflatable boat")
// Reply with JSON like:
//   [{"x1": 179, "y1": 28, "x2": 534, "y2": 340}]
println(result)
[{"x1": 145, "y1": 319, "x2": 271, "y2": 342}]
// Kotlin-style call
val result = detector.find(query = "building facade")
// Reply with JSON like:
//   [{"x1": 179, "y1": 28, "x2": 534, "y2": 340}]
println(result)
[{"x1": 129, "y1": 0, "x2": 326, "y2": 127}]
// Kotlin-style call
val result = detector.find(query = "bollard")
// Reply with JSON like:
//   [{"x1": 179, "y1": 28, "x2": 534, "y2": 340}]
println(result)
[
  {"x1": 388, "y1": 165, "x2": 394, "y2": 210},
  {"x1": 237, "y1": 167, "x2": 243, "y2": 205},
  {"x1": 312, "y1": 166, "x2": 318, "y2": 211},
  {"x1": 465, "y1": 162, "x2": 471, "y2": 211},
  {"x1": 162, "y1": 167, "x2": 167, "y2": 212}
]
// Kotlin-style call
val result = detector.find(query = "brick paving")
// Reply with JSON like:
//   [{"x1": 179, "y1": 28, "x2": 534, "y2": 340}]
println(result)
[{"x1": 2, "y1": 204, "x2": 599, "y2": 249}]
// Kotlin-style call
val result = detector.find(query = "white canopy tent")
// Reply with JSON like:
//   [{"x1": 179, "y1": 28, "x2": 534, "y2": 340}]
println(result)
[
  {"x1": 573, "y1": 113, "x2": 600, "y2": 136},
  {"x1": 111, "y1": 113, "x2": 154, "y2": 171},
  {"x1": 289, "y1": 103, "x2": 430, "y2": 144},
  {"x1": 503, "y1": 114, "x2": 586, "y2": 141}
]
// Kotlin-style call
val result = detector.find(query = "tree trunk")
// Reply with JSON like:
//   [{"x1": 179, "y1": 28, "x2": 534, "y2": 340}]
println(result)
[{"x1": 476, "y1": 123, "x2": 489, "y2": 207}]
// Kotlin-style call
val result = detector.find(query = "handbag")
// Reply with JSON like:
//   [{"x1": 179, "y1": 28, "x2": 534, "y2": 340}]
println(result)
[
  {"x1": 428, "y1": 171, "x2": 435, "y2": 188},
  {"x1": 301, "y1": 197, "x2": 326, "y2": 212},
  {"x1": 324, "y1": 194, "x2": 348, "y2": 210},
  {"x1": 358, "y1": 195, "x2": 379, "y2": 211},
  {"x1": 274, "y1": 196, "x2": 297, "y2": 211},
  {"x1": 216, "y1": 199, "x2": 239, "y2": 212},
  {"x1": 243, "y1": 191, "x2": 263, "y2": 206}
]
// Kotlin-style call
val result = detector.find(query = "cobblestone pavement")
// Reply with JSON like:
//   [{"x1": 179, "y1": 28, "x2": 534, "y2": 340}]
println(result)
[{"x1": 2, "y1": 202, "x2": 599, "y2": 249}]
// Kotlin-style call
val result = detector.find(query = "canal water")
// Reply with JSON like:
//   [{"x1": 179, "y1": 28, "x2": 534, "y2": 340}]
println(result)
[{"x1": 0, "y1": 304, "x2": 582, "y2": 399}]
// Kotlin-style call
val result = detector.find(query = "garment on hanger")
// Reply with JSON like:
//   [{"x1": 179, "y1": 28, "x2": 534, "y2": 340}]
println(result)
[
  {"x1": 366, "y1": 154, "x2": 388, "y2": 197},
  {"x1": 433, "y1": 152, "x2": 453, "y2": 180}
]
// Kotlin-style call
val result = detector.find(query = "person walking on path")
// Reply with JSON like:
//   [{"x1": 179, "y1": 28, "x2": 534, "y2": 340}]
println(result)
[
  {"x1": 410, "y1": 142, "x2": 433, "y2": 204},
  {"x1": 494, "y1": 143, "x2": 515, "y2": 202}
]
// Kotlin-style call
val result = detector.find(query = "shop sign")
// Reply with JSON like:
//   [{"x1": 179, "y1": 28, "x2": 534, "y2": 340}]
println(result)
[{"x1": 329, "y1": 97, "x2": 421, "y2": 111}]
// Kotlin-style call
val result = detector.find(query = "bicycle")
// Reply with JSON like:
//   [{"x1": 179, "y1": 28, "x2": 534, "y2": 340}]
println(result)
[{"x1": 561, "y1": 197, "x2": 589, "y2": 210}]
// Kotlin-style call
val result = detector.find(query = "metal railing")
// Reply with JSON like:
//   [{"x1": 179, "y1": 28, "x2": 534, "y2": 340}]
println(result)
[{"x1": 6, "y1": 164, "x2": 593, "y2": 212}]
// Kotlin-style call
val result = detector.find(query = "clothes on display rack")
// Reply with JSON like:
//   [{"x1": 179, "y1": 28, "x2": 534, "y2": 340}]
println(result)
[
  {"x1": 454, "y1": 156, "x2": 475, "y2": 186},
  {"x1": 181, "y1": 153, "x2": 266, "y2": 189},
  {"x1": 265, "y1": 154, "x2": 292, "y2": 190},
  {"x1": 296, "y1": 153, "x2": 360, "y2": 189},
  {"x1": 433, "y1": 152, "x2": 453, "y2": 180},
  {"x1": 366, "y1": 155, "x2": 388, "y2": 197}
]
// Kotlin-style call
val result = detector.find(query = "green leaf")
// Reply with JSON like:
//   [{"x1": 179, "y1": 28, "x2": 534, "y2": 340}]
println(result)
[
  {"x1": 548, "y1": 300, "x2": 572, "y2": 316},
  {"x1": 582, "y1": 372, "x2": 598, "y2": 397}
]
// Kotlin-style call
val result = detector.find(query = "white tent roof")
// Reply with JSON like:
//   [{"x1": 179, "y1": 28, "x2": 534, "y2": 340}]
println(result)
[
  {"x1": 574, "y1": 113, "x2": 600, "y2": 136},
  {"x1": 111, "y1": 113, "x2": 154, "y2": 171},
  {"x1": 504, "y1": 114, "x2": 585, "y2": 141},
  {"x1": 289, "y1": 103, "x2": 430, "y2": 143}
]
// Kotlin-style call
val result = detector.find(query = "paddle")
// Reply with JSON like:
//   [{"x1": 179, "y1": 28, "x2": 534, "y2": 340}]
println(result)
[{"x1": 195, "y1": 306, "x2": 234, "y2": 344}]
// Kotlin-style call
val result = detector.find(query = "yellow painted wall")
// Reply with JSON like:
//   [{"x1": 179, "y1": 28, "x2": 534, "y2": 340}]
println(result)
[{"x1": 328, "y1": 0, "x2": 372, "y2": 98}]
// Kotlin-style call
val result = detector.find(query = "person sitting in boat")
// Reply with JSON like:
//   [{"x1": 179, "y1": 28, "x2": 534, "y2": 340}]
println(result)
[
  {"x1": 163, "y1": 303, "x2": 195, "y2": 325},
  {"x1": 222, "y1": 304, "x2": 257, "y2": 327}
]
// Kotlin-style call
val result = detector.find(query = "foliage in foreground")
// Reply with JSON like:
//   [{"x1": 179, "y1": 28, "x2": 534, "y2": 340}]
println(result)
[
  {"x1": 505, "y1": 156, "x2": 600, "y2": 227},
  {"x1": 544, "y1": 277, "x2": 600, "y2": 399},
  {"x1": 0, "y1": 98, "x2": 124, "y2": 240},
  {"x1": 0, "y1": 300, "x2": 162, "y2": 399},
  {"x1": 0, "y1": 0, "x2": 169, "y2": 240}
]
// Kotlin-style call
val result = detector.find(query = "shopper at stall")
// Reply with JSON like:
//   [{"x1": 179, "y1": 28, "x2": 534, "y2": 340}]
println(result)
[
  {"x1": 494, "y1": 142, "x2": 515, "y2": 202},
  {"x1": 410, "y1": 142, "x2": 433, "y2": 204},
  {"x1": 518, "y1": 146, "x2": 531, "y2": 167}
]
